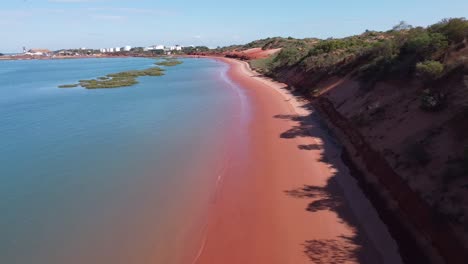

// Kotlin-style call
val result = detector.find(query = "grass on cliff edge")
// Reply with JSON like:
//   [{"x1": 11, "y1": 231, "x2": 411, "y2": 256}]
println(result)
[
  {"x1": 58, "y1": 66, "x2": 165, "y2": 89},
  {"x1": 249, "y1": 55, "x2": 277, "y2": 74}
]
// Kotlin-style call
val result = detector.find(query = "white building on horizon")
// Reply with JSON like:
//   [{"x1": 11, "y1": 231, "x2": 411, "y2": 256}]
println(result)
[
  {"x1": 169, "y1": 45, "x2": 183, "y2": 51},
  {"x1": 100, "y1": 46, "x2": 130, "y2": 53},
  {"x1": 145, "y1": 45, "x2": 165, "y2": 51}
]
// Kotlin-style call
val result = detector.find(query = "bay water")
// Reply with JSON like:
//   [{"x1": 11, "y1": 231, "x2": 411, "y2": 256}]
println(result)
[{"x1": 0, "y1": 58, "x2": 244, "y2": 263}]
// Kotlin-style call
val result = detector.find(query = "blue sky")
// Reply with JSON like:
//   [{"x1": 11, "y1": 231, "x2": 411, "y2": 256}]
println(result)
[{"x1": 2, "y1": 0, "x2": 467, "y2": 52}]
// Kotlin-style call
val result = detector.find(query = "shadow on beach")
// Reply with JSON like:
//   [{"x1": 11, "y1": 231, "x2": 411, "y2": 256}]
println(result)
[{"x1": 275, "y1": 101, "x2": 383, "y2": 264}]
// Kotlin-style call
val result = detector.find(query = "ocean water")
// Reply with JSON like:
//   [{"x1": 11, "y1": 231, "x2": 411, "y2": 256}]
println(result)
[{"x1": 0, "y1": 58, "x2": 245, "y2": 263}]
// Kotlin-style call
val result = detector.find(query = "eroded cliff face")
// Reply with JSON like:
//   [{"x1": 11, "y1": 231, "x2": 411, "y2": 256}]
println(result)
[{"x1": 268, "y1": 48, "x2": 468, "y2": 263}]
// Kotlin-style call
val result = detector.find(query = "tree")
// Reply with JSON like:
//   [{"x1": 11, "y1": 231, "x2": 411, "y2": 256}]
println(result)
[
  {"x1": 130, "y1": 47, "x2": 144, "y2": 53},
  {"x1": 392, "y1": 21, "x2": 413, "y2": 31},
  {"x1": 152, "y1": 49, "x2": 164, "y2": 55}
]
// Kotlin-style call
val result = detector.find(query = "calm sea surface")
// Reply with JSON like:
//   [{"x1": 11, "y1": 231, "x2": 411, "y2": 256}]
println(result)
[{"x1": 0, "y1": 58, "x2": 245, "y2": 263}]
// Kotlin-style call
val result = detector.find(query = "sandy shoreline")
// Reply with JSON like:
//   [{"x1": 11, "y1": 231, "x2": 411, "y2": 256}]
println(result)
[{"x1": 189, "y1": 57, "x2": 404, "y2": 263}]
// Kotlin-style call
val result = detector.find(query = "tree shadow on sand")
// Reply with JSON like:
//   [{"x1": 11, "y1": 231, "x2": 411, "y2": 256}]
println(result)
[
  {"x1": 303, "y1": 237, "x2": 359, "y2": 264},
  {"x1": 285, "y1": 185, "x2": 343, "y2": 213},
  {"x1": 284, "y1": 180, "x2": 377, "y2": 263},
  {"x1": 276, "y1": 102, "x2": 382, "y2": 263}
]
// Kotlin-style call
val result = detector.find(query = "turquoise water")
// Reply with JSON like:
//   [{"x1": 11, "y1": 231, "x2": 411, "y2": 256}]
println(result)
[{"x1": 0, "y1": 58, "x2": 243, "y2": 263}]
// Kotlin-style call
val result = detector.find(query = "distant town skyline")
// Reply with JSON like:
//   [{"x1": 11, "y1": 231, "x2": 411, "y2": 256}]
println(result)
[{"x1": 2, "y1": 0, "x2": 468, "y2": 53}]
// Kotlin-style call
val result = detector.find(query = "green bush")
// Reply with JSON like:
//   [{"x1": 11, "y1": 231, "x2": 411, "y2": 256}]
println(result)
[
  {"x1": 416, "y1": 60, "x2": 444, "y2": 82},
  {"x1": 271, "y1": 46, "x2": 306, "y2": 67},
  {"x1": 403, "y1": 31, "x2": 448, "y2": 59},
  {"x1": 308, "y1": 38, "x2": 370, "y2": 56},
  {"x1": 249, "y1": 55, "x2": 276, "y2": 73},
  {"x1": 368, "y1": 40, "x2": 399, "y2": 58},
  {"x1": 358, "y1": 54, "x2": 398, "y2": 82},
  {"x1": 429, "y1": 18, "x2": 468, "y2": 44},
  {"x1": 309, "y1": 39, "x2": 346, "y2": 55},
  {"x1": 392, "y1": 21, "x2": 413, "y2": 31}
]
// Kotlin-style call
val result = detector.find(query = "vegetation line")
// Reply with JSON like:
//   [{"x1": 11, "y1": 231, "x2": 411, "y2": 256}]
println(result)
[
  {"x1": 58, "y1": 58, "x2": 183, "y2": 89},
  {"x1": 155, "y1": 59, "x2": 183, "y2": 66}
]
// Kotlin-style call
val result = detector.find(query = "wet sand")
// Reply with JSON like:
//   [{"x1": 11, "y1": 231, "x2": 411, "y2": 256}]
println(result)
[{"x1": 192, "y1": 58, "x2": 404, "y2": 264}]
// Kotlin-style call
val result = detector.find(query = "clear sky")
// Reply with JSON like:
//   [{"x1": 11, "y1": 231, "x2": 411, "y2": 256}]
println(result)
[{"x1": 2, "y1": 0, "x2": 467, "y2": 52}]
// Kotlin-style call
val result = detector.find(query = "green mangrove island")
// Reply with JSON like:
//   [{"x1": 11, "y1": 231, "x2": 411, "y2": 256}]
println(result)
[
  {"x1": 58, "y1": 58, "x2": 183, "y2": 89},
  {"x1": 155, "y1": 59, "x2": 183, "y2": 67}
]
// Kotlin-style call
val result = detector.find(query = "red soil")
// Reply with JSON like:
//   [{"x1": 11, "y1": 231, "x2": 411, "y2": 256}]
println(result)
[{"x1": 225, "y1": 48, "x2": 281, "y2": 60}]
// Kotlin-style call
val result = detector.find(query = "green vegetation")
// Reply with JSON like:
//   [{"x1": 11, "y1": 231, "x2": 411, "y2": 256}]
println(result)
[
  {"x1": 130, "y1": 47, "x2": 145, "y2": 53},
  {"x1": 78, "y1": 77, "x2": 138, "y2": 89},
  {"x1": 402, "y1": 31, "x2": 448, "y2": 59},
  {"x1": 182, "y1": 46, "x2": 210, "y2": 54},
  {"x1": 429, "y1": 18, "x2": 468, "y2": 44},
  {"x1": 106, "y1": 67, "x2": 165, "y2": 78},
  {"x1": 416, "y1": 60, "x2": 445, "y2": 82},
  {"x1": 271, "y1": 46, "x2": 308, "y2": 67},
  {"x1": 58, "y1": 67, "x2": 166, "y2": 89},
  {"x1": 244, "y1": 37, "x2": 318, "y2": 51},
  {"x1": 58, "y1": 84, "x2": 79, "y2": 88},
  {"x1": 155, "y1": 59, "x2": 183, "y2": 66},
  {"x1": 249, "y1": 55, "x2": 276, "y2": 74},
  {"x1": 237, "y1": 18, "x2": 467, "y2": 95}
]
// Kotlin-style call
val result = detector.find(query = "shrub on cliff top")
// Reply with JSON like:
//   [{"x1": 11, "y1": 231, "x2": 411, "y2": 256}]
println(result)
[
  {"x1": 271, "y1": 46, "x2": 307, "y2": 68},
  {"x1": 429, "y1": 18, "x2": 468, "y2": 44},
  {"x1": 402, "y1": 31, "x2": 448, "y2": 59},
  {"x1": 416, "y1": 60, "x2": 444, "y2": 82}
]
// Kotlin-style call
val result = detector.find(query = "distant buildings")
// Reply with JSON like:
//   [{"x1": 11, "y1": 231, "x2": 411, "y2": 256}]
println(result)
[
  {"x1": 170, "y1": 45, "x2": 183, "y2": 51},
  {"x1": 96, "y1": 43, "x2": 185, "y2": 54},
  {"x1": 100, "y1": 45, "x2": 132, "y2": 53},
  {"x1": 144, "y1": 45, "x2": 164, "y2": 51},
  {"x1": 25, "y1": 49, "x2": 52, "y2": 56},
  {"x1": 144, "y1": 44, "x2": 183, "y2": 54}
]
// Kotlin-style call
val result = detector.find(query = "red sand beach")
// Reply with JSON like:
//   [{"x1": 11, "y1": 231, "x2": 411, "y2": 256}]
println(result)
[{"x1": 189, "y1": 58, "x2": 404, "y2": 264}]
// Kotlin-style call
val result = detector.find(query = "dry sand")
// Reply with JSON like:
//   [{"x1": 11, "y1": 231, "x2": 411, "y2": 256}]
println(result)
[{"x1": 191, "y1": 58, "x2": 404, "y2": 264}]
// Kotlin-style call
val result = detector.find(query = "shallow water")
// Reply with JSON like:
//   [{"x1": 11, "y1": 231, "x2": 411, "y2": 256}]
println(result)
[{"x1": 0, "y1": 58, "x2": 244, "y2": 263}]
